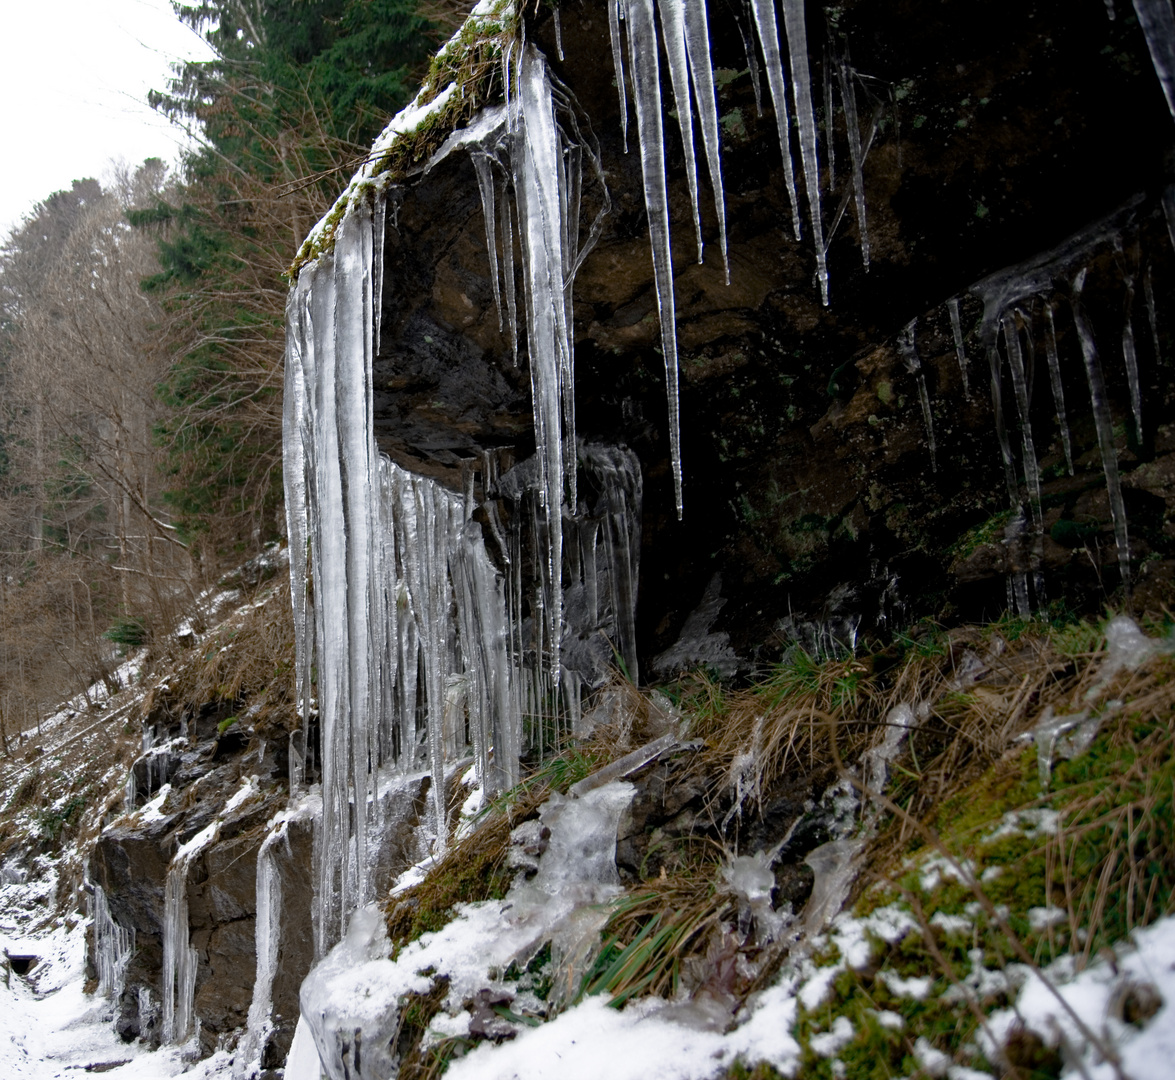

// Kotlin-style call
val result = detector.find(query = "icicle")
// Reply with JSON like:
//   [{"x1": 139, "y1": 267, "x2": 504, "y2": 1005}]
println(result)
[
  {"x1": 1002, "y1": 313, "x2": 1046, "y2": 604},
  {"x1": 1145, "y1": 264, "x2": 1162, "y2": 366},
  {"x1": 682, "y1": 0, "x2": 730, "y2": 282},
  {"x1": 947, "y1": 297, "x2": 971, "y2": 398},
  {"x1": 823, "y1": 44, "x2": 836, "y2": 191},
  {"x1": 749, "y1": 0, "x2": 802, "y2": 240},
  {"x1": 515, "y1": 45, "x2": 570, "y2": 642},
  {"x1": 740, "y1": 0, "x2": 765, "y2": 116},
  {"x1": 1118, "y1": 255, "x2": 1144, "y2": 442},
  {"x1": 608, "y1": 0, "x2": 629, "y2": 152},
  {"x1": 162, "y1": 822, "x2": 218, "y2": 1044},
  {"x1": 92, "y1": 884, "x2": 133, "y2": 1001},
  {"x1": 624, "y1": 0, "x2": 685, "y2": 517},
  {"x1": 658, "y1": 0, "x2": 703, "y2": 263},
  {"x1": 1002, "y1": 314, "x2": 1043, "y2": 527},
  {"x1": 471, "y1": 153, "x2": 504, "y2": 331},
  {"x1": 1071, "y1": 268, "x2": 1132, "y2": 594},
  {"x1": 1004, "y1": 512, "x2": 1033, "y2": 618},
  {"x1": 553, "y1": 7, "x2": 564, "y2": 61},
  {"x1": 1164, "y1": 185, "x2": 1175, "y2": 254},
  {"x1": 1133, "y1": 0, "x2": 1175, "y2": 120},
  {"x1": 238, "y1": 819, "x2": 286, "y2": 1077},
  {"x1": 897, "y1": 320, "x2": 936, "y2": 472},
  {"x1": 502, "y1": 190, "x2": 519, "y2": 365},
  {"x1": 1044, "y1": 304, "x2": 1075, "y2": 476},
  {"x1": 283, "y1": 287, "x2": 312, "y2": 792},
  {"x1": 781, "y1": 0, "x2": 829, "y2": 303},
  {"x1": 836, "y1": 49, "x2": 870, "y2": 269}
]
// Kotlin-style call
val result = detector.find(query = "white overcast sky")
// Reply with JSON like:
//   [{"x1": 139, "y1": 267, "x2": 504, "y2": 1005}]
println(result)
[{"x1": 0, "y1": 0, "x2": 215, "y2": 237}]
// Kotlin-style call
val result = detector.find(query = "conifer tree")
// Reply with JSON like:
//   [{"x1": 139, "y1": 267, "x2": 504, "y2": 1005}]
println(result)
[{"x1": 137, "y1": 0, "x2": 437, "y2": 559}]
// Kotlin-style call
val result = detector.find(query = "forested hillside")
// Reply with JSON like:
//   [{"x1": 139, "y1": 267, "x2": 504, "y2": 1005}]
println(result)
[{"x1": 0, "y1": 0, "x2": 446, "y2": 754}]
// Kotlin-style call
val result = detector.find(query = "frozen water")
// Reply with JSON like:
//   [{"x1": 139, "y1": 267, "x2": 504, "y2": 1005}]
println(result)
[
  {"x1": 658, "y1": 0, "x2": 703, "y2": 263},
  {"x1": 682, "y1": 0, "x2": 729, "y2": 281},
  {"x1": 724, "y1": 851, "x2": 786, "y2": 942},
  {"x1": 608, "y1": 0, "x2": 629, "y2": 153},
  {"x1": 898, "y1": 319, "x2": 937, "y2": 473},
  {"x1": 836, "y1": 48, "x2": 871, "y2": 269},
  {"x1": 948, "y1": 297, "x2": 971, "y2": 399},
  {"x1": 625, "y1": 0, "x2": 685, "y2": 517},
  {"x1": 749, "y1": 0, "x2": 801, "y2": 240},
  {"x1": 863, "y1": 702, "x2": 917, "y2": 797},
  {"x1": 91, "y1": 884, "x2": 133, "y2": 1001},
  {"x1": 804, "y1": 838, "x2": 864, "y2": 934},
  {"x1": 781, "y1": 0, "x2": 829, "y2": 303},
  {"x1": 1133, "y1": 0, "x2": 1175, "y2": 120},
  {"x1": 299, "y1": 782, "x2": 635, "y2": 1080},
  {"x1": 1043, "y1": 304, "x2": 1074, "y2": 475},
  {"x1": 162, "y1": 821, "x2": 218, "y2": 1044},
  {"x1": 1071, "y1": 267, "x2": 1132, "y2": 595}
]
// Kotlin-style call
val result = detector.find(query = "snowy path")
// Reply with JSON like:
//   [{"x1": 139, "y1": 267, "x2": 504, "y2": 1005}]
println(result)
[{"x1": 0, "y1": 922, "x2": 232, "y2": 1080}]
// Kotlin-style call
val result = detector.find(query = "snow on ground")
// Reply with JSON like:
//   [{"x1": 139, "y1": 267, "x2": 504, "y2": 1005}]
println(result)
[{"x1": 0, "y1": 921, "x2": 233, "y2": 1079}]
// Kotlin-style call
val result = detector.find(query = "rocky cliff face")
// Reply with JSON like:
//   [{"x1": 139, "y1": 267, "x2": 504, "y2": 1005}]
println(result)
[
  {"x1": 375, "y1": 0, "x2": 1175, "y2": 672},
  {"x1": 58, "y1": 1, "x2": 1175, "y2": 1075}
]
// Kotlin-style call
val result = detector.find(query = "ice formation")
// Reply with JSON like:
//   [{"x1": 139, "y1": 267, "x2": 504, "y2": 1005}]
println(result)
[
  {"x1": 236, "y1": 793, "x2": 321, "y2": 1079},
  {"x1": 898, "y1": 319, "x2": 937, "y2": 473},
  {"x1": 970, "y1": 197, "x2": 1150, "y2": 608},
  {"x1": 285, "y1": 44, "x2": 641, "y2": 957},
  {"x1": 299, "y1": 782, "x2": 636, "y2": 1080},
  {"x1": 603, "y1": 0, "x2": 848, "y2": 511},
  {"x1": 1134, "y1": 0, "x2": 1175, "y2": 120},
  {"x1": 162, "y1": 821, "x2": 218, "y2": 1044},
  {"x1": 90, "y1": 884, "x2": 133, "y2": 1001},
  {"x1": 947, "y1": 296, "x2": 971, "y2": 399}
]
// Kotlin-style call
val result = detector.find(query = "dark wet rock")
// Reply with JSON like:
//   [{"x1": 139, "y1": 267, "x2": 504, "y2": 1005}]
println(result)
[{"x1": 371, "y1": 0, "x2": 1175, "y2": 674}]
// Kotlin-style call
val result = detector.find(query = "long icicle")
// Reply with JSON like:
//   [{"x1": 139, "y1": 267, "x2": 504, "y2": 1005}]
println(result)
[
  {"x1": 609, "y1": 0, "x2": 629, "y2": 152},
  {"x1": 740, "y1": 0, "x2": 765, "y2": 116},
  {"x1": 515, "y1": 45, "x2": 569, "y2": 665},
  {"x1": 823, "y1": 42, "x2": 836, "y2": 191},
  {"x1": 1044, "y1": 304, "x2": 1075, "y2": 476},
  {"x1": 683, "y1": 0, "x2": 730, "y2": 282},
  {"x1": 626, "y1": 0, "x2": 684, "y2": 517},
  {"x1": 749, "y1": 0, "x2": 802, "y2": 239},
  {"x1": 1002, "y1": 312, "x2": 1045, "y2": 605},
  {"x1": 781, "y1": 0, "x2": 829, "y2": 304},
  {"x1": 1133, "y1": 0, "x2": 1175, "y2": 120},
  {"x1": 1071, "y1": 268, "x2": 1132, "y2": 597},
  {"x1": 471, "y1": 153, "x2": 504, "y2": 331},
  {"x1": 836, "y1": 47, "x2": 871, "y2": 269},
  {"x1": 658, "y1": 0, "x2": 703, "y2": 263},
  {"x1": 947, "y1": 297, "x2": 971, "y2": 398}
]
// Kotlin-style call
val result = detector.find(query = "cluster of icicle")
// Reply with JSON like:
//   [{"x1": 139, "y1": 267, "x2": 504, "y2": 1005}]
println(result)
[
  {"x1": 90, "y1": 883, "x2": 134, "y2": 1001},
  {"x1": 284, "y1": 63, "x2": 642, "y2": 953},
  {"x1": 161, "y1": 821, "x2": 218, "y2": 1044},
  {"x1": 285, "y1": 203, "x2": 517, "y2": 951},
  {"x1": 900, "y1": 192, "x2": 1167, "y2": 614},
  {"x1": 599, "y1": 0, "x2": 876, "y2": 515}
]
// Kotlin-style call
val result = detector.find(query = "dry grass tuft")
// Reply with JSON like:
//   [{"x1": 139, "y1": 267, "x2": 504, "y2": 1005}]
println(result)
[{"x1": 160, "y1": 578, "x2": 297, "y2": 735}]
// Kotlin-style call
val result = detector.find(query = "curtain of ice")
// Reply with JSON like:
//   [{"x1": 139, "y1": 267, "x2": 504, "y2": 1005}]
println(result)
[
  {"x1": 285, "y1": 201, "x2": 534, "y2": 955},
  {"x1": 161, "y1": 821, "x2": 218, "y2": 1044},
  {"x1": 968, "y1": 201, "x2": 1147, "y2": 610},
  {"x1": 91, "y1": 883, "x2": 134, "y2": 1001}
]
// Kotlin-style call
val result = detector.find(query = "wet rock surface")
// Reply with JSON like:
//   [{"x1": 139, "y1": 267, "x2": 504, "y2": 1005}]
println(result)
[{"x1": 373, "y1": 0, "x2": 1175, "y2": 672}]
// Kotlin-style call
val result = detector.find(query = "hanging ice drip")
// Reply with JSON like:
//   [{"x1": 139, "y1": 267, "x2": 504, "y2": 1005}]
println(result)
[
  {"x1": 284, "y1": 41, "x2": 639, "y2": 956},
  {"x1": 969, "y1": 196, "x2": 1150, "y2": 611}
]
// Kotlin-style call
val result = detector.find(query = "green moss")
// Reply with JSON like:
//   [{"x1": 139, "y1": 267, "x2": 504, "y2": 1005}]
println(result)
[
  {"x1": 947, "y1": 508, "x2": 1013, "y2": 561},
  {"x1": 290, "y1": 0, "x2": 518, "y2": 277}
]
